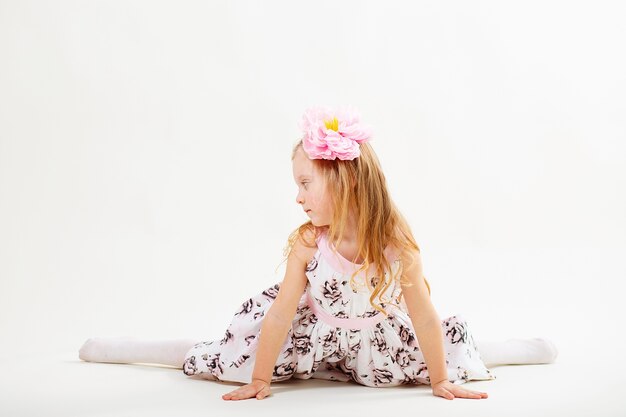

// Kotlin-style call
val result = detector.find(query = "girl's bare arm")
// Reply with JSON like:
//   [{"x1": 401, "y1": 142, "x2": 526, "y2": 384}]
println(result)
[
  {"x1": 250, "y1": 231, "x2": 315, "y2": 384},
  {"x1": 399, "y1": 249, "x2": 449, "y2": 385}
]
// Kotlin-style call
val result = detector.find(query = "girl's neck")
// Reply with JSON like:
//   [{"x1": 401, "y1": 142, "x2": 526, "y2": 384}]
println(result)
[{"x1": 328, "y1": 210, "x2": 358, "y2": 244}]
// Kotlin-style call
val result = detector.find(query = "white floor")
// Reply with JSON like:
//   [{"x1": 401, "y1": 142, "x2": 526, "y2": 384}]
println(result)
[
  {"x1": 1, "y1": 336, "x2": 623, "y2": 417},
  {"x1": 2, "y1": 246, "x2": 626, "y2": 416}
]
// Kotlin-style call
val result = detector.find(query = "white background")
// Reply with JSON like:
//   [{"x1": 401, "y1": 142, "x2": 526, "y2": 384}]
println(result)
[{"x1": 1, "y1": 1, "x2": 624, "y2": 416}]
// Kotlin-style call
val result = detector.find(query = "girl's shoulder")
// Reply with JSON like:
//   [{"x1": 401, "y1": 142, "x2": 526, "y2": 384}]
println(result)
[{"x1": 289, "y1": 226, "x2": 320, "y2": 266}]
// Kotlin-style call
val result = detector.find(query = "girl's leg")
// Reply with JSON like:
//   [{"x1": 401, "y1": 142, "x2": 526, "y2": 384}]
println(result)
[
  {"x1": 78, "y1": 337, "x2": 200, "y2": 368},
  {"x1": 474, "y1": 337, "x2": 559, "y2": 368}
]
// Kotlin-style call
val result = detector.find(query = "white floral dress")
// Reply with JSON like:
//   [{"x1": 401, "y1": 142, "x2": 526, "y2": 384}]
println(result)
[{"x1": 182, "y1": 230, "x2": 496, "y2": 387}]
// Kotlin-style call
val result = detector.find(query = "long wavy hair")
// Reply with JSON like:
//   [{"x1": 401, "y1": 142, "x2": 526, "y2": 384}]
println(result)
[{"x1": 281, "y1": 139, "x2": 431, "y2": 317}]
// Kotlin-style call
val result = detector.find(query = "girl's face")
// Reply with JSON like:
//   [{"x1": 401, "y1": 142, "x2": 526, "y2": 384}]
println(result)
[{"x1": 292, "y1": 147, "x2": 333, "y2": 226}]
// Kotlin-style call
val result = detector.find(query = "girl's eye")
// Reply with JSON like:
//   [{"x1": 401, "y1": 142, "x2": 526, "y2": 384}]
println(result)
[{"x1": 301, "y1": 182, "x2": 308, "y2": 189}]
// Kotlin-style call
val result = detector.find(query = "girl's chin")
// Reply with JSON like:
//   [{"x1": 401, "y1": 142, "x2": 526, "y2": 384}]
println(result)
[{"x1": 310, "y1": 219, "x2": 329, "y2": 227}]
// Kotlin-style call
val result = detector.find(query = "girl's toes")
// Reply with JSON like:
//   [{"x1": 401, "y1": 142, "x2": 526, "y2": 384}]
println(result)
[{"x1": 78, "y1": 338, "x2": 98, "y2": 361}]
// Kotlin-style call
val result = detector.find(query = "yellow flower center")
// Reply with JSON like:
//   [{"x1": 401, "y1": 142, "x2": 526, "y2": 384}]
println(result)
[{"x1": 324, "y1": 117, "x2": 339, "y2": 132}]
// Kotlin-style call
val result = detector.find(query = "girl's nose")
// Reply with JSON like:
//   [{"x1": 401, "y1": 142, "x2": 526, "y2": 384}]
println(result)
[{"x1": 296, "y1": 192, "x2": 304, "y2": 205}]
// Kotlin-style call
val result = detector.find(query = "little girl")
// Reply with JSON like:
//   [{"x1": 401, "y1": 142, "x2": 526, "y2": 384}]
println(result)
[{"x1": 79, "y1": 106, "x2": 558, "y2": 401}]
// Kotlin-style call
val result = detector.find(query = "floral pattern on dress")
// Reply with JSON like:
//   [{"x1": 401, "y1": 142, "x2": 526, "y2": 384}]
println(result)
[{"x1": 182, "y1": 232, "x2": 496, "y2": 387}]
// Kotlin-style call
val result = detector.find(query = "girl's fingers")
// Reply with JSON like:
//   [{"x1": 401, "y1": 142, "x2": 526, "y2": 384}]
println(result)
[
  {"x1": 435, "y1": 385, "x2": 487, "y2": 401},
  {"x1": 223, "y1": 383, "x2": 270, "y2": 400},
  {"x1": 223, "y1": 387, "x2": 248, "y2": 399},
  {"x1": 452, "y1": 387, "x2": 486, "y2": 399}
]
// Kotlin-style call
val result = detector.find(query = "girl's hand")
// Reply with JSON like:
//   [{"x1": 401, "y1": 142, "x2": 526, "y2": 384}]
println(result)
[
  {"x1": 222, "y1": 379, "x2": 272, "y2": 401},
  {"x1": 431, "y1": 379, "x2": 488, "y2": 400}
]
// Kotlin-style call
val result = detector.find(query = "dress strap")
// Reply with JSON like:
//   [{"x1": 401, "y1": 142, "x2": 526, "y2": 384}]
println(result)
[{"x1": 315, "y1": 228, "x2": 399, "y2": 274}]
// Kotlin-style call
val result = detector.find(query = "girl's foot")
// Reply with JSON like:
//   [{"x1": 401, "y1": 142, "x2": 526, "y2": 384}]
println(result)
[
  {"x1": 476, "y1": 337, "x2": 559, "y2": 367},
  {"x1": 78, "y1": 336, "x2": 199, "y2": 368},
  {"x1": 78, "y1": 336, "x2": 136, "y2": 364}
]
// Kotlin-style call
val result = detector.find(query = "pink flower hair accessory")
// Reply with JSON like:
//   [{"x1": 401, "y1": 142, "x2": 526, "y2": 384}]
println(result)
[{"x1": 298, "y1": 105, "x2": 373, "y2": 160}]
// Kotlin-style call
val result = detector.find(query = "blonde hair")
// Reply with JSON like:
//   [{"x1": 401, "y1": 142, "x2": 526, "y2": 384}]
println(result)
[{"x1": 282, "y1": 139, "x2": 431, "y2": 317}]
